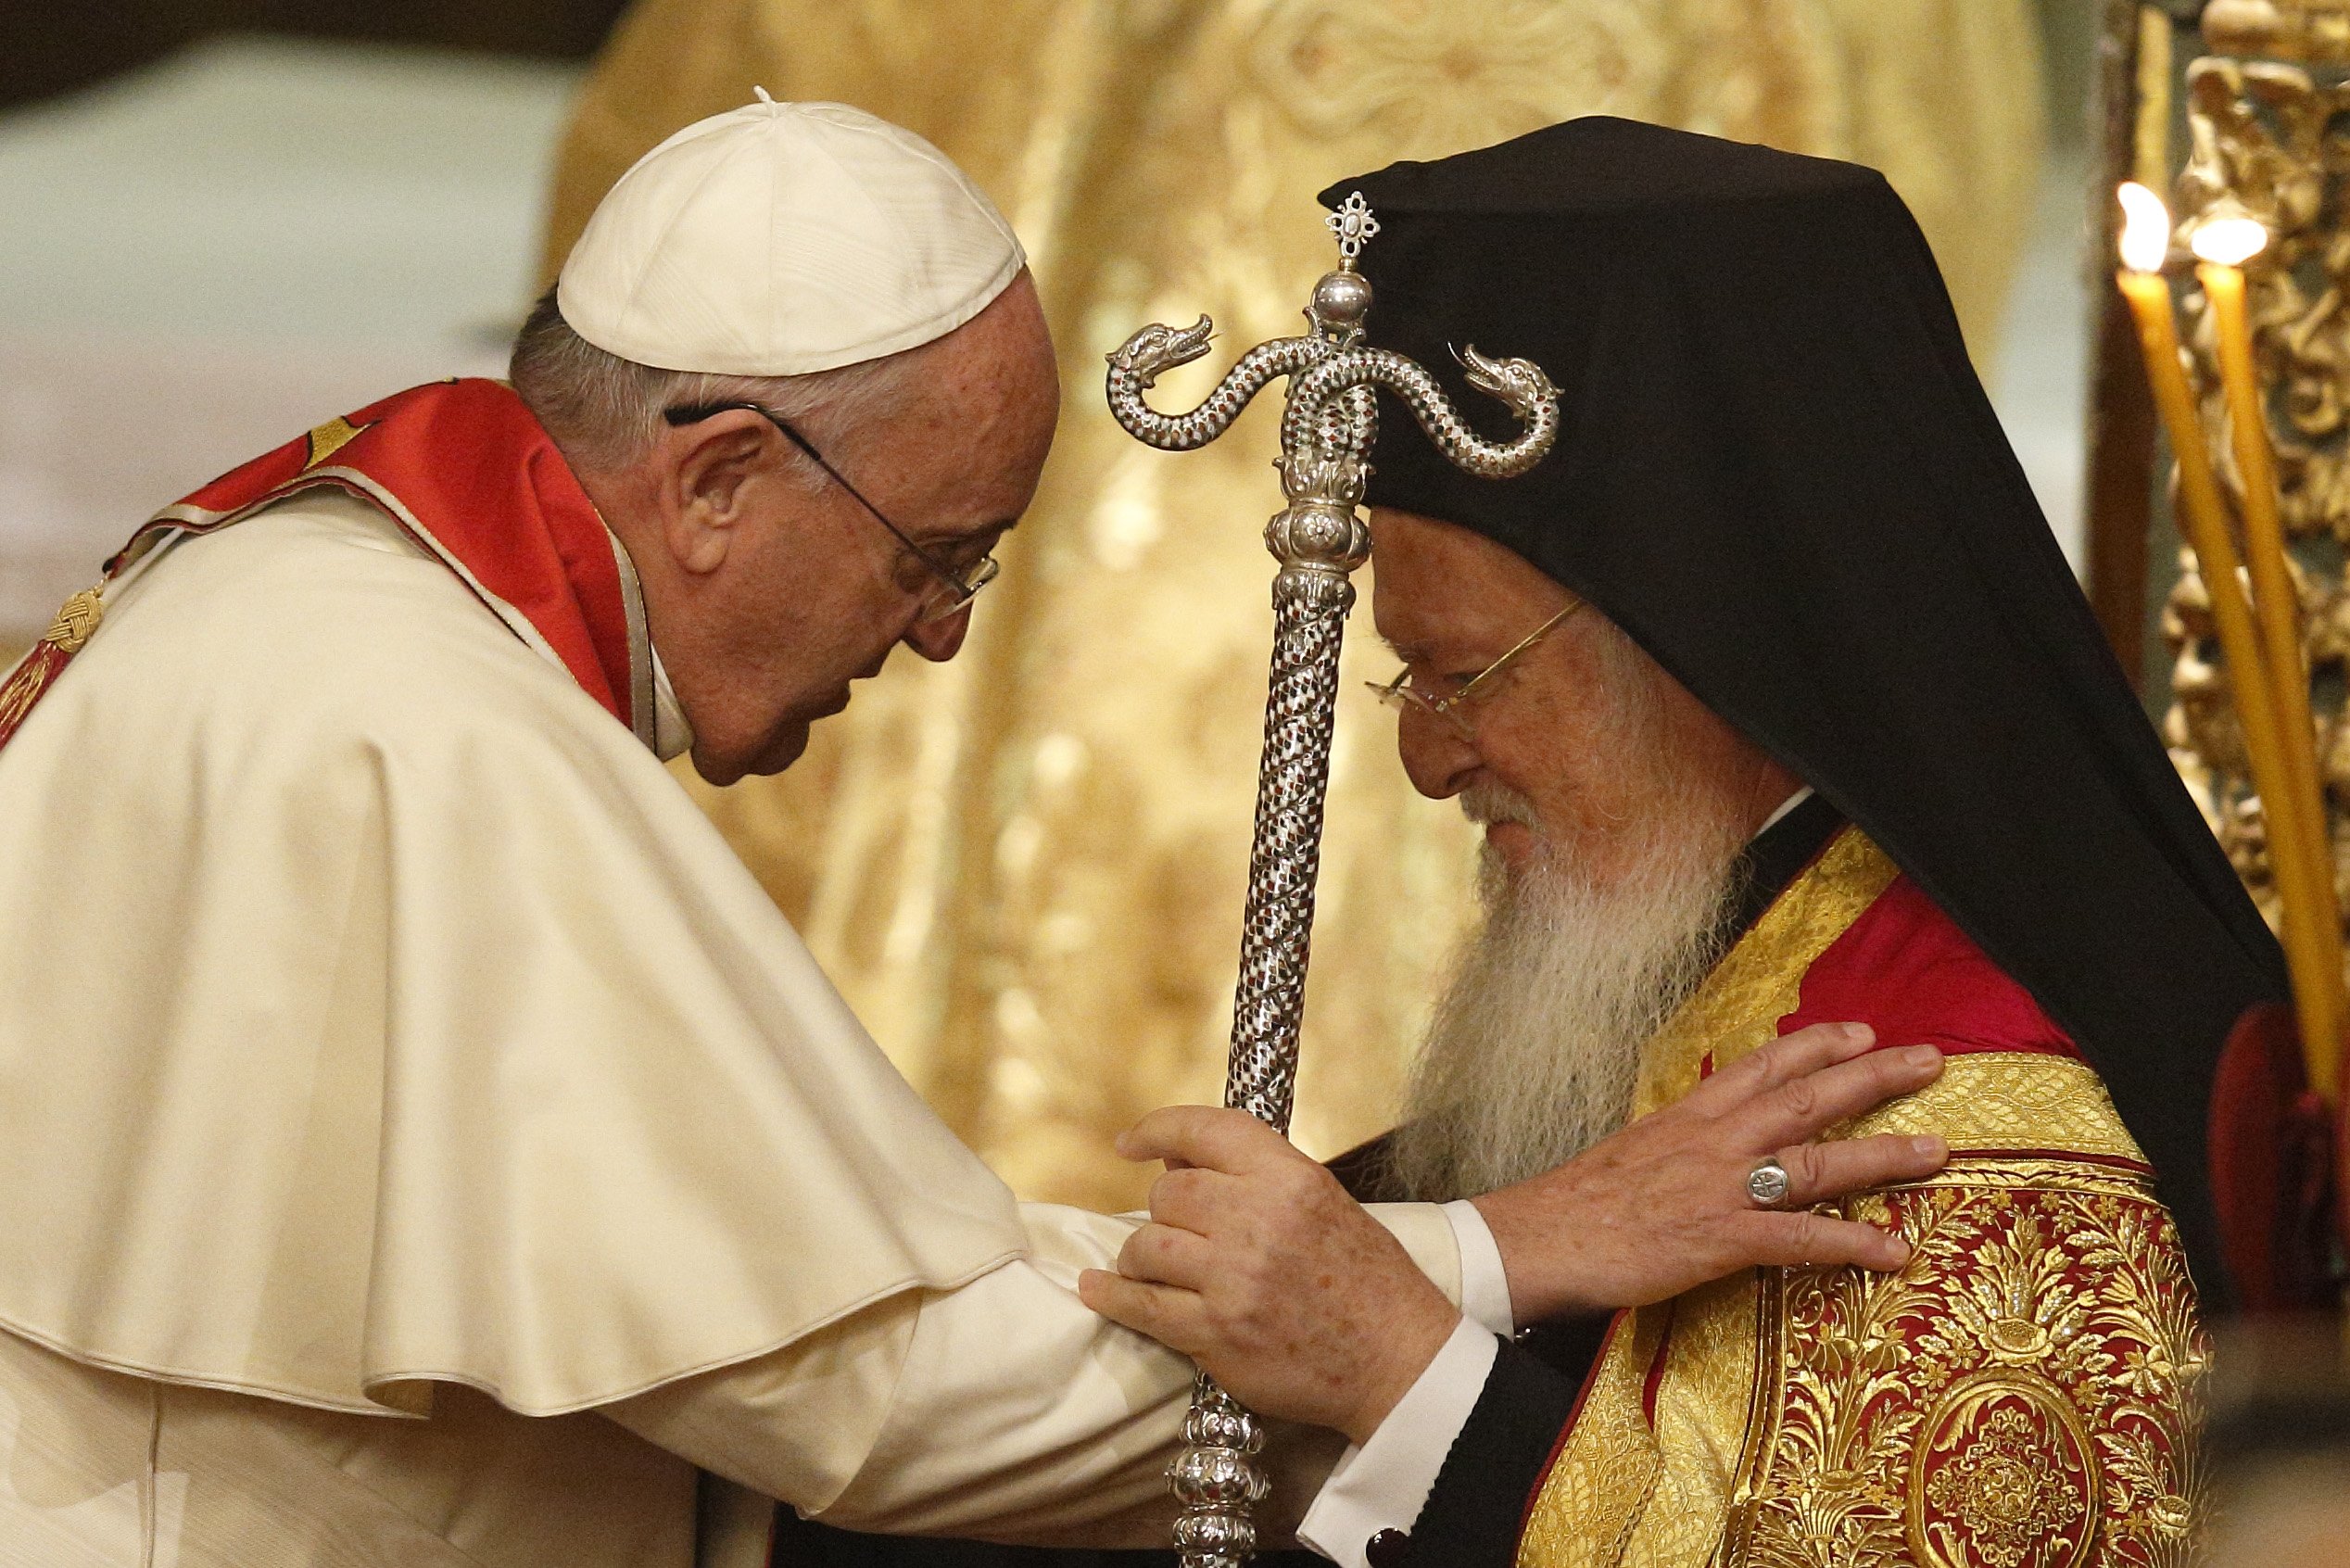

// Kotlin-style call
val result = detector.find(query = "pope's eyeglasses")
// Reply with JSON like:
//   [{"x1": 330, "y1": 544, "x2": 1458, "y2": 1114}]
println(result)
[
  {"x1": 663, "y1": 401, "x2": 1000, "y2": 624},
  {"x1": 1367, "y1": 598, "x2": 1586, "y2": 740}
]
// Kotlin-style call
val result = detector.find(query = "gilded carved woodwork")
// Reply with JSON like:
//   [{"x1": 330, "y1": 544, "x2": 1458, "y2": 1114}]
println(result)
[
  {"x1": 2160, "y1": 7, "x2": 2350, "y2": 931},
  {"x1": 2203, "y1": 0, "x2": 2350, "y2": 63},
  {"x1": 1521, "y1": 834, "x2": 2207, "y2": 1568}
]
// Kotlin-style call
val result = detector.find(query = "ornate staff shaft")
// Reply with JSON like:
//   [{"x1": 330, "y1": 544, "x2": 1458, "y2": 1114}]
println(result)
[{"x1": 1105, "y1": 194, "x2": 1559, "y2": 1568}]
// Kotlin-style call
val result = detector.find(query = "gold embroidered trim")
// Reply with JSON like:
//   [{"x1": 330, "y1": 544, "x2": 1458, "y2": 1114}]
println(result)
[
  {"x1": 1841, "y1": 1053, "x2": 2147, "y2": 1165},
  {"x1": 1635, "y1": 828, "x2": 1900, "y2": 1116},
  {"x1": 304, "y1": 416, "x2": 367, "y2": 469},
  {"x1": 1526, "y1": 828, "x2": 1898, "y2": 1568},
  {"x1": 1518, "y1": 1314, "x2": 1666, "y2": 1568},
  {"x1": 1924, "y1": 1158, "x2": 2157, "y2": 1195}
]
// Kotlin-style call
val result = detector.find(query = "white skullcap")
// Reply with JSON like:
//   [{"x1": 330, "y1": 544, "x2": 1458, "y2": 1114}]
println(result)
[{"x1": 557, "y1": 92, "x2": 1027, "y2": 376}]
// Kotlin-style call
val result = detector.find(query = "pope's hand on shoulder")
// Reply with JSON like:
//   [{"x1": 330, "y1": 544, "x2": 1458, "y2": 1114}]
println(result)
[{"x1": 1076, "y1": 1021, "x2": 1947, "y2": 1445}]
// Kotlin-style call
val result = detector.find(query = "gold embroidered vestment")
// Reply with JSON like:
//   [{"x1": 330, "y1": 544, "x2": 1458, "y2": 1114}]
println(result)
[{"x1": 1519, "y1": 832, "x2": 2207, "y2": 1568}]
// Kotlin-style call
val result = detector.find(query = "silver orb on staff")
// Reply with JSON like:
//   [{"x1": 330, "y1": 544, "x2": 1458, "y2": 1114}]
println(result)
[{"x1": 1103, "y1": 192, "x2": 1561, "y2": 1568}]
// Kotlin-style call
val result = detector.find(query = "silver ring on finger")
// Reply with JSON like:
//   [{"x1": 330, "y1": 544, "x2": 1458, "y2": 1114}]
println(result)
[{"x1": 1745, "y1": 1156, "x2": 1794, "y2": 1210}]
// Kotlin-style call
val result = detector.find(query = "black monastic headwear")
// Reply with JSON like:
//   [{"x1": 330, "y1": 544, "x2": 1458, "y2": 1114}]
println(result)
[{"x1": 1324, "y1": 118, "x2": 2284, "y2": 1303}]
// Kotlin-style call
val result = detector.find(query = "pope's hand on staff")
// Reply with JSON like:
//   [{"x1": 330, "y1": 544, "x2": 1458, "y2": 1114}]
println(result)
[{"x1": 1076, "y1": 1021, "x2": 1944, "y2": 1446}]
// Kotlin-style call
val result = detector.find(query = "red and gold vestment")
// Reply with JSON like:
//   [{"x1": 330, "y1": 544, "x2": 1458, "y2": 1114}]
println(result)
[{"x1": 1520, "y1": 829, "x2": 2206, "y2": 1568}]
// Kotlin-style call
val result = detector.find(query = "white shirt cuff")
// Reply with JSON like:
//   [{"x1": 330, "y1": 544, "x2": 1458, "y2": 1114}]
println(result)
[
  {"x1": 1295, "y1": 1315, "x2": 1497, "y2": 1568},
  {"x1": 1443, "y1": 1198, "x2": 1514, "y2": 1337}
]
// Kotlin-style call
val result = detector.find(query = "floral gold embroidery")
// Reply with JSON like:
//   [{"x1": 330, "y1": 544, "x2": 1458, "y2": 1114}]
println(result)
[
  {"x1": 1913, "y1": 1373, "x2": 2096, "y2": 1568},
  {"x1": 1742, "y1": 1165, "x2": 2208, "y2": 1568},
  {"x1": 1517, "y1": 1313, "x2": 1666, "y2": 1568}
]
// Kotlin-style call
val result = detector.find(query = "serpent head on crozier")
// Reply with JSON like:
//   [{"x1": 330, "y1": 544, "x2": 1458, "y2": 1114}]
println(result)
[
  {"x1": 1457, "y1": 345, "x2": 1557, "y2": 422},
  {"x1": 1106, "y1": 315, "x2": 1217, "y2": 388}
]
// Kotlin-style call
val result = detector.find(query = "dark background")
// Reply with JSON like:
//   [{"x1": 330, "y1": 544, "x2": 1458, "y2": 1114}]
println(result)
[{"x1": 0, "y1": 0, "x2": 632, "y2": 110}]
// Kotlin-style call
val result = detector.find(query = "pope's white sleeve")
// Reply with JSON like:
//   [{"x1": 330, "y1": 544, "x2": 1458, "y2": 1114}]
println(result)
[{"x1": 602, "y1": 1198, "x2": 1464, "y2": 1546}]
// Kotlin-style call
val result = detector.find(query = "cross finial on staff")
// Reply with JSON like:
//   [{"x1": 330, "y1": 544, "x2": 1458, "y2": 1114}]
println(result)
[{"x1": 1327, "y1": 192, "x2": 1379, "y2": 263}]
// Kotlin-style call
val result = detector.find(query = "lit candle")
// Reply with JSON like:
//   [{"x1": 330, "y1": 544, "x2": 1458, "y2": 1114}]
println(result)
[
  {"x1": 2116, "y1": 182, "x2": 2343, "y2": 1098},
  {"x1": 2192, "y1": 203, "x2": 2347, "y2": 1100}
]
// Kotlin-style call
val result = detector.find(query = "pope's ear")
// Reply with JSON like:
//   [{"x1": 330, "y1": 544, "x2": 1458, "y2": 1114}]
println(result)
[{"x1": 663, "y1": 412, "x2": 776, "y2": 575}]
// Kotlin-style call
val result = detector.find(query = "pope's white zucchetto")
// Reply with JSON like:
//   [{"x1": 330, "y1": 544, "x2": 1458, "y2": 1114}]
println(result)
[{"x1": 557, "y1": 92, "x2": 1027, "y2": 377}]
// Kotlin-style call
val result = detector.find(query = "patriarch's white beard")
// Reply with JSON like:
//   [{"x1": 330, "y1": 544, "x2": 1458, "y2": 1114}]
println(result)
[{"x1": 1383, "y1": 782, "x2": 1750, "y2": 1203}]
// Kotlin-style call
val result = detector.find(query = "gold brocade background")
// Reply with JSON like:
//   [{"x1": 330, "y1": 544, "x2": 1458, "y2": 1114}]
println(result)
[{"x1": 540, "y1": 0, "x2": 2048, "y2": 1212}]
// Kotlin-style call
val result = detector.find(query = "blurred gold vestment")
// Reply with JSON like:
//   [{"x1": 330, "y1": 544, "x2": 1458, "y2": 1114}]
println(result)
[{"x1": 541, "y1": 0, "x2": 2045, "y2": 1210}]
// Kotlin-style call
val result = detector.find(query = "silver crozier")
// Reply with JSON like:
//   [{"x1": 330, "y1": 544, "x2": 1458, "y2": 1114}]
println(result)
[{"x1": 1103, "y1": 194, "x2": 1561, "y2": 1568}]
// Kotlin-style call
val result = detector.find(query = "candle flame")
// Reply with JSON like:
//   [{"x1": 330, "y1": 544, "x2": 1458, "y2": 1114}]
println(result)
[
  {"x1": 2118, "y1": 183, "x2": 2172, "y2": 272},
  {"x1": 2191, "y1": 215, "x2": 2269, "y2": 267}
]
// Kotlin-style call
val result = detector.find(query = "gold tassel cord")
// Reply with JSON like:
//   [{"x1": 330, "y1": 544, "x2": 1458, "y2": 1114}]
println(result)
[
  {"x1": 0, "y1": 586, "x2": 106, "y2": 752},
  {"x1": 0, "y1": 652, "x2": 56, "y2": 738}
]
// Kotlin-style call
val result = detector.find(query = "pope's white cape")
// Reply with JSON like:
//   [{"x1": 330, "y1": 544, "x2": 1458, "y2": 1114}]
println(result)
[{"x1": 0, "y1": 490, "x2": 1035, "y2": 1419}]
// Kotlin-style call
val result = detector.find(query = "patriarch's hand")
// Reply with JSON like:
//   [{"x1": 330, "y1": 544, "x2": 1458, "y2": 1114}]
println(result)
[{"x1": 1475, "y1": 1022, "x2": 1949, "y2": 1321}]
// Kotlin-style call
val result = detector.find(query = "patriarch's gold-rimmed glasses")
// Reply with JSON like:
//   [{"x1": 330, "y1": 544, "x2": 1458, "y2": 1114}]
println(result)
[{"x1": 1367, "y1": 598, "x2": 1585, "y2": 740}]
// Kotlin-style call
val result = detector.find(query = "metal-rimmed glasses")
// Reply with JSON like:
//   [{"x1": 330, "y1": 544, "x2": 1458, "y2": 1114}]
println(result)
[
  {"x1": 1367, "y1": 597, "x2": 1586, "y2": 739},
  {"x1": 663, "y1": 401, "x2": 1000, "y2": 623}
]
